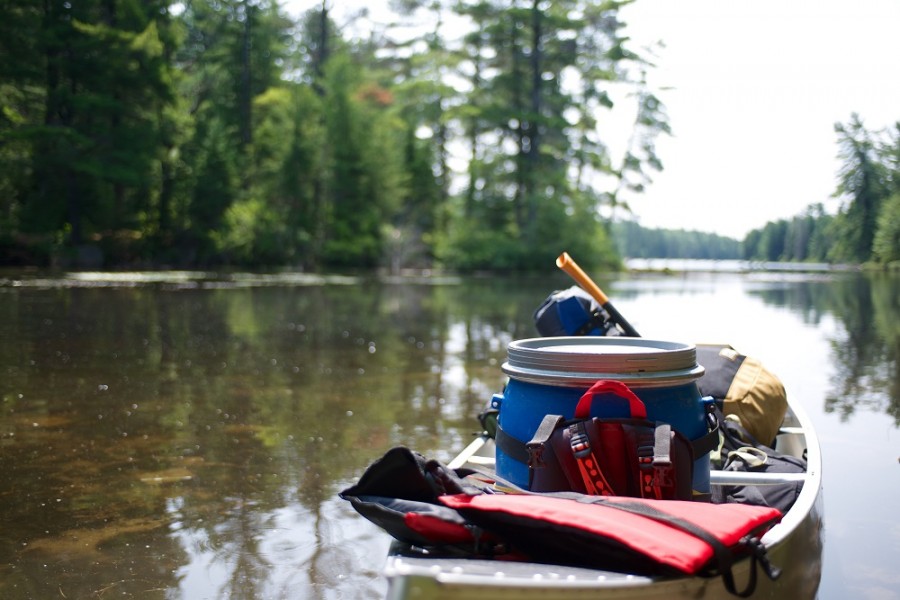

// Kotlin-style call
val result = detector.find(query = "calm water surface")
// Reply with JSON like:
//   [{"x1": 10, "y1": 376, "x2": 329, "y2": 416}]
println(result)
[{"x1": 1, "y1": 269, "x2": 898, "y2": 599}]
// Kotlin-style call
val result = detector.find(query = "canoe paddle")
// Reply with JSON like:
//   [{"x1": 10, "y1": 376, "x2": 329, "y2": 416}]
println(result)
[{"x1": 556, "y1": 252, "x2": 641, "y2": 337}]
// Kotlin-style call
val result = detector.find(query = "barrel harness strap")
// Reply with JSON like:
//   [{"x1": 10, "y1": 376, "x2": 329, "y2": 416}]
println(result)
[{"x1": 496, "y1": 402, "x2": 719, "y2": 501}]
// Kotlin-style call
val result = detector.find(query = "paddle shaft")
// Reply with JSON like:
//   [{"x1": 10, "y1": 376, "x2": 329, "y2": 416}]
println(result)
[{"x1": 556, "y1": 252, "x2": 641, "y2": 337}]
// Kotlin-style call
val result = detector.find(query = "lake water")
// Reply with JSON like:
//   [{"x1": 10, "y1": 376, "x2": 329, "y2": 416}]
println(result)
[{"x1": 1, "y1": 268, "x2": 897, "y2": 599}]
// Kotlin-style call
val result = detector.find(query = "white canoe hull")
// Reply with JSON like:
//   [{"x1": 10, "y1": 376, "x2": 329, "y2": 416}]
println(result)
[{"x1": 383, "y1": 399, "x2": 823, "y2": 599}]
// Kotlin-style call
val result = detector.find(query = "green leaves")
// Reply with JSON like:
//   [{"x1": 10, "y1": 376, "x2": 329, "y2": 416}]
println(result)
[
  {"x1": 872, "y1": 193, "x2": 900, "y2": 265},
  {"x1": 0, "y1": 0, "x2": 668, "y2": 271}
]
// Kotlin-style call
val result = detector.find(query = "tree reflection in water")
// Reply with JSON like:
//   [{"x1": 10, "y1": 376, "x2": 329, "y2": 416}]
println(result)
[
  {"x1": 0, "y1": 270, "x2": 897, "y2": 599},
  {"x1": 749, "y1": 272, "x2": 900, "y2": 424}
]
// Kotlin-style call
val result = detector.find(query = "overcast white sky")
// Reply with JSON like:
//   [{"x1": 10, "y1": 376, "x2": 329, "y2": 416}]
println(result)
[{"x1": 282, "y1": 0, "x2": 900, "y2": 238}]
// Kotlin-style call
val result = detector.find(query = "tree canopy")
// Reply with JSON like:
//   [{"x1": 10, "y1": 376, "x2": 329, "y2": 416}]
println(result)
[
  {"x1": 2, "y1": 3, "x2": 895, "y2": 270},
  {"x1": 0, "y1": 0, "x2": 669, "y2": 271}
]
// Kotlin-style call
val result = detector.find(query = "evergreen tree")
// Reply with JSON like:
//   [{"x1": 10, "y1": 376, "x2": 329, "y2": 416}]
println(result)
[
  {"x1": 318, "y1": 54, "x2": 406, "y2": 268},
  {"x1": 175, "y1": 0, "x2": 292, "y2": 261},
  {"x1": 438, "y1": 0, "x2": 654, "y2": 270},
  {"x1": 376, "y1": 0, "x2": 459, "y2": 267},
  {"x1": 873, "y1": 192, "x2": 900, "y2": 264},
  {"x1": 0, "y1": 1, "x2": 43, "y2": 250},
  {"x1": 6, "y1": 0, "x2": 176, "y2": 259},
  {"x1": 803, "y1": 204, "x2": 835, "y2": 262},
  {"x1": 742, "y1": 229, "x2": 761, "y2": 261},
  {"x1": 830, "y1": 114, "x2": 888, "y2": 262},
  {"x1": 872, "y1": 123, "x2": 900, "y2": 265}
]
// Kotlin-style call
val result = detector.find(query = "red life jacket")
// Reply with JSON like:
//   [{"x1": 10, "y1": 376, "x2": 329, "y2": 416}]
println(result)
[
  {"x1": 341, "y1": 446, "x2": 782, "y2": 597},
  {"x1": 439, "y1": 492, "x2": 782, "y2": 594}
]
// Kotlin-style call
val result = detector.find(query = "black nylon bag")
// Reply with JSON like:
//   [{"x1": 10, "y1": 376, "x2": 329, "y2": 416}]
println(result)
[
  {"x1": 339, "y1": 447, "x2": 482, "y2": 547},
  {"x1": 711, "y1": 414, "x2": 806, "y2": 513}
]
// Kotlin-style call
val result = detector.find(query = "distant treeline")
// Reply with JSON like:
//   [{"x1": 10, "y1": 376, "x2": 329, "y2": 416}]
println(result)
[
  {"x1": 743, "y1": 115, "x2": 900, "y2": 266},
  {"x1": 742, "y1": 204, "x2": 834, "y2": 263},
  {"x1": 611, "y1": 221, "x2": 742, "y2": 260},
  {"x1": 617, "y1": 115, "x2": 900, "y2": 266},
  {"x1": 0, "y1": 0, "x2": 672, "y2": 271}
]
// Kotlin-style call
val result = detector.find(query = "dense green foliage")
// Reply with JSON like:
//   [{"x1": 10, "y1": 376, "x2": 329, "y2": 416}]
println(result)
[
  {"x1": 742, "y1": 203, "x2": 836, "y2": 263},
  {"x1": 743, "y1": 116, "x2": 900, "y2": 266},
  {"x1": 611, "y1": 220, "x2": 741, "y2": 259},
  {"x1": 3, "y1": 3, "x2": 895, "y2": 270},
  {"x1": 0, "y1": 0, "x2": 670, "y2": 271}
]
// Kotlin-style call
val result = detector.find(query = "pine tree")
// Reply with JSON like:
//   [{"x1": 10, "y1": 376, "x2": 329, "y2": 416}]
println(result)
[{"x1": 831, "y1": 114, "x2": 888, "y2": 262}]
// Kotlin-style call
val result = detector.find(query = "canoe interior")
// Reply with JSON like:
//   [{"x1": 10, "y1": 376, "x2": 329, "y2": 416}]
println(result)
[{"x1": 383, "y1": 401, "x2": 824, "y2": 600}]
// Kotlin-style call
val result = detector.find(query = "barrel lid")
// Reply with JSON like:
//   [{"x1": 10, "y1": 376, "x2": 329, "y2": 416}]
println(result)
[{"x1": 502, "y1": 336, "x2": 705, "y2": 388}]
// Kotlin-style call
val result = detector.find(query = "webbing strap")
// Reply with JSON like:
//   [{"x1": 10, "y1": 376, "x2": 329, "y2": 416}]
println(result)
[
  {"x1": 691, "y1": 408, "x2": 721, "y2": 457},
  {"x1": 460, "y1": 466, "x2": 776, "y2": 598},
  {"x1": 575, "y1": 496, "x2": 762, "y2": 597},
  {"x1": 500, "y1": 411, "x2": 720, "y2": 470},
  {"x1": 636, "y1": 424, "x2": 673, "y2": 500},
  {"x1": 495, "y1": 424, "x2": 531, "y2": 465},
  {"x1": 569, "y1": 422, "x2": 616, "y2": 496},
  {"x1": 527, "y1": 415, "x2": 564, "y2": 464},
  {"x1": 654, "y1": 424, "x2": 672, "y2": 465}
]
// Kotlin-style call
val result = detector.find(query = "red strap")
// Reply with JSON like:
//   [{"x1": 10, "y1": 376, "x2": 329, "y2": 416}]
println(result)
[
  {"x1": 568, "y1": 422, "x2": 616, "y2": 496},
  {"x1": 575, "y1": 380, "x2": 647, "y2": 420},
  {"x1": 575, "y1": 453, "x2": 616, "y2": 496}
]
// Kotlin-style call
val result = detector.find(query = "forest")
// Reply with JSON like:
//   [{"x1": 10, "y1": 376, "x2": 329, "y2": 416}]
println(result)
[
  {"x1": 611, "y1": 221, "x2": 741, "y2": 260},
  {"x1": 1, "y1": 1, "x2": 897, "y2": 271},
  {"x1": 1, "y1": 0, "x2": 672, "y2": 271},
  {"x1": 742, "y1": 115, "x2": 900, "y2": 266}
]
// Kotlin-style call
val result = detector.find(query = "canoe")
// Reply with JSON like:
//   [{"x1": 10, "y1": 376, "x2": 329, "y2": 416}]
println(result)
[{"x1": 382, "y1": 396, "x2": 823, "y2": 599}]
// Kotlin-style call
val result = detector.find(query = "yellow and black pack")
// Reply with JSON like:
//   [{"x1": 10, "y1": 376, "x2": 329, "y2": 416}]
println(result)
[{"x1": 695, "y1": 345, "x2": 787, "y2": 447}]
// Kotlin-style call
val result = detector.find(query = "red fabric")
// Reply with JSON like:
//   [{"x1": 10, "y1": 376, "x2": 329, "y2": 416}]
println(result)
[
  {"x1": 575, "y1": 379, "x2": 647, "y2": 419},
  {"x1": 439, "y1": 493, "x2": 781, "y2": 574},
  {"x1": 404, "y1": 512, "x2": 475, "y2": 544}
]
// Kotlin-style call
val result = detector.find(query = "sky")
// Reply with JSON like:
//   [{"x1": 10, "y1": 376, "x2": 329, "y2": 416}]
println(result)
[{"x1": 281, "y1": 0, "x2": 900, "y2": 239}]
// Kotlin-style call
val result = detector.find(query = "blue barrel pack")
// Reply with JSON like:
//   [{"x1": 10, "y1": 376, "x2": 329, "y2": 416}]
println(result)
[{"x1": 492, "y1": 337, "x2": 712, "y2": 494}]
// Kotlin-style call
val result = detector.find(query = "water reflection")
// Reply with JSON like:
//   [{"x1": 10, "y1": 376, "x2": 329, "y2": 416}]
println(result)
[
  {"x1": 0, "y1": 276, "x2": 552, "y2": 599},
  {"x1": 747, "y1": 272, "x2": 900, "y2": 423},
  {"x1": 0, "y1": 270, "x2": 897, "y2": 599}
]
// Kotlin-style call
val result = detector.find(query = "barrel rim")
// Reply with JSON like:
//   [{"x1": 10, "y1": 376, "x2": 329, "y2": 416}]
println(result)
[{"x1": 503, "y1": 336, "x2": 704, "y2": 387}]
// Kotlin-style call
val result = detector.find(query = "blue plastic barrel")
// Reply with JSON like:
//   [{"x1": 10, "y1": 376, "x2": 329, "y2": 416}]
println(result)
[{"x1": 493, "y1": 337, "x2": 710, "y2": 494}]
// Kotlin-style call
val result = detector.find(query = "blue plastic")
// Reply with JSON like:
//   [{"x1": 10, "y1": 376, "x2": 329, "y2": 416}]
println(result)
[{"x1": 495, "y1": 378, "x2": 711, "y2": 493}]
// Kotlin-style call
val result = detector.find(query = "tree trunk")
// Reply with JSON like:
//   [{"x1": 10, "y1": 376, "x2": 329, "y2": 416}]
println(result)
[
  {"x1": 239, "y1": 0, "x2": 253, "y2": 148},
  {"x1": 526, "y1": 0, "x2": 542, "y2": 239},
  {"x1": 510, "y1": 20, "x2": 525, "y2": 230},
  {"x1": 465, "y1": 35, "x2": 483, "y2": 219}
]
